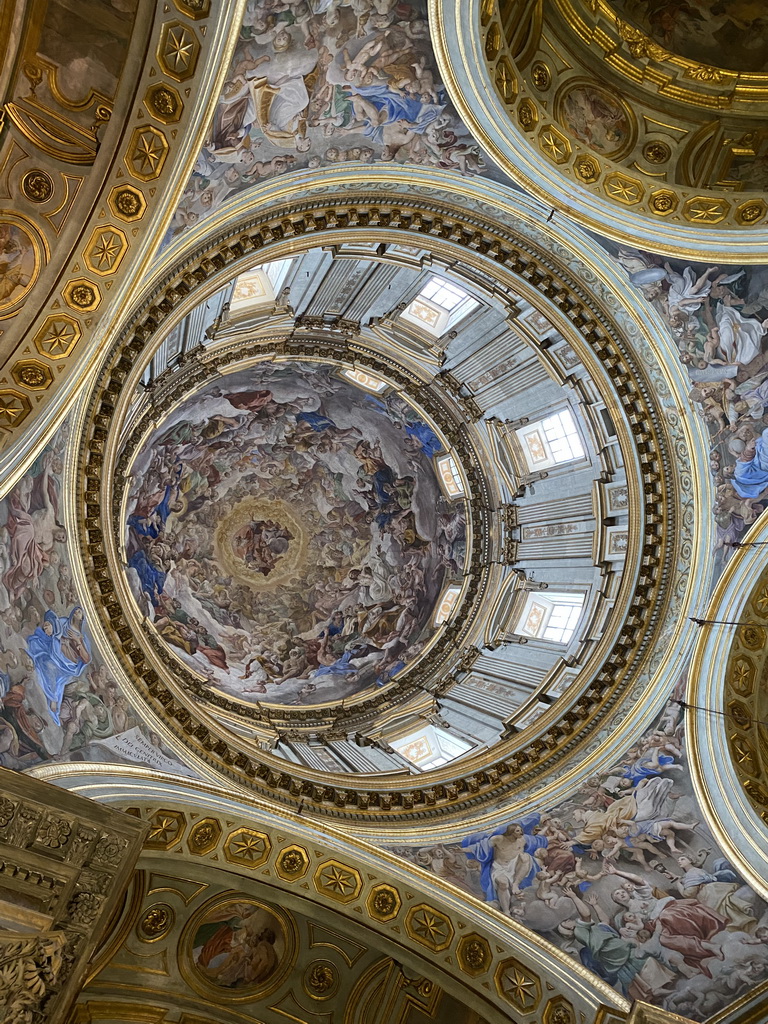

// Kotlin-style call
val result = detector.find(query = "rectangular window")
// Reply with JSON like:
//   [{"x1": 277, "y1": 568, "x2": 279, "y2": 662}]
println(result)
[
  {"x1": 419, "y1": 275, "x2": 470, "y2": 312},
  {"x1": 392, "y1": 726, "x2": 472, "y2": 771},
  {"x1": 542, "y1": 600, "x2": 583, "y2": 643},
  {"x1": 516, "y1": 407, "x2": 586, "y2": 471},
  {"x1": 401, "y1": 275, "x2": 480, "y2": 336},
  {"x1": 542, "y1": 409, "x2": 585, "y2": 462},
  {"x1": 264, "y1": 257, "x2": 294, "y2": 292},
  {"x1": 437, "y1": 454, "x2": 465, "y2": 497},
  {"x1": 517, "y1": 592, "x2": 585, "y2": 645},
  {"x1": 230, "y1": 258, "x2": 296, "y2": 311}
]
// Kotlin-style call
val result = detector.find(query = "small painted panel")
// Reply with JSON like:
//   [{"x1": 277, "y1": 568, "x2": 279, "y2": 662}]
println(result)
[
  {"x1": 556, "y1": 83, "x2": 634, "y2": 160},
  {"x1": 0, "y1": 219, "x2": 42, "y2": 318},
  {"x1": 184, "y1": 893, "x2": 295, "y2": 998}
]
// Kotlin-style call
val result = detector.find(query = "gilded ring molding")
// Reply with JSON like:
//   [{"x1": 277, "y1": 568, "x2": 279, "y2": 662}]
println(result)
[
  {"x1": 75, "y1": 181, "x2": 687, "y2": 822},
  {"x1": 688, "y1": 521, "x2": 768, "y2": 899}
]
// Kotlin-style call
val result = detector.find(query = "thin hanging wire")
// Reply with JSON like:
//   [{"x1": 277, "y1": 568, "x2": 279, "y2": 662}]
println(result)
[
  {"x1": 689, "y1": 618, "x2": 767, "y2": 627},
  {"x1": 680, "y1": 700, "x2": 768, "y2": 731}
]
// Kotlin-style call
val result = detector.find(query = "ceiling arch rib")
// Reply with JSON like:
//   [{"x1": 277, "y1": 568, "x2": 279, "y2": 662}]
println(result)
[
  {"x1": 0, "y1": 0, "x2": 246, "y2": 480},
  {"x1": 689, "y1": 511, "x2": 768, "y2": 901},
  {"x1": 38, "y1": 764, "x2": 630, "y2": 1024}
]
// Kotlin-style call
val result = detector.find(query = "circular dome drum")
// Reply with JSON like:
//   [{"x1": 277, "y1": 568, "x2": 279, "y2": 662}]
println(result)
[{"x1": 74, "y1": 173, "x2": 699, "y2": 818}]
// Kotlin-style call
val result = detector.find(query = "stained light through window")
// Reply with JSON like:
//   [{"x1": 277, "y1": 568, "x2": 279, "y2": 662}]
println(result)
[
  {"x1": 393, "y1": 726, "x2": 472, "y2": 771},
  {"x1": 341, "y1": 367, "x2": 388, "y2": 392},
  {"x1": 419, "y1": 275, "x2": 471, "y2": 311},
  {"x1": 541, "y1": 409, "x2": 585, "y2": 463}
]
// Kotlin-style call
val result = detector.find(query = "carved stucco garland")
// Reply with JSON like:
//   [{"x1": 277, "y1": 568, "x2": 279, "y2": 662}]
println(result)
[
  {"x1": 77, "y1": 191, "x2": 681, "y2": 819},
  {"x1": 0, "y1": 932, "x2": 67, "y2": 1024}
]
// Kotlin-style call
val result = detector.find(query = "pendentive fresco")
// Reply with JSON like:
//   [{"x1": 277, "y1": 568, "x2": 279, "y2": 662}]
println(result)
[
  {"x1": 395, "y1": 692, "x2": 768, "y2": 1021},
  {"x1": 610, "y1": 249, "x2": 768, "y2": 573},
  {"x1": 0, "y1": 420, "x2": 193, "y2": 775},
  {"x1": 167, "y1": 0, "x2": 488, "y2": 238}
]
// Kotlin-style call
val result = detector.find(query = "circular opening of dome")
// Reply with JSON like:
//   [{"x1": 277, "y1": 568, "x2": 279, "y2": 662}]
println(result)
[
  {"x1": 80, "y1": 214, "x2": 684, "y2": 796},
  {"x1": 120, "y1": 358, "x2": 469, "y2": 709}
]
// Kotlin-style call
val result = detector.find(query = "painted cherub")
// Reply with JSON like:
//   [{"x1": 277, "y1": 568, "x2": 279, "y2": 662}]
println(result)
[{"x1": 533, "y1": 864, "x2": 560, "y2": 906}]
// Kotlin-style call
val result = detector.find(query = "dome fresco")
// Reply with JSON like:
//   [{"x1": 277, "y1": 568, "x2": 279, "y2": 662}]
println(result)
[
  {"x1": 121, "y1": 361, "x2": 465, "y2": 707},
  {"x1": 607, "y1": 0, "x2": 768, "y2": 73}
]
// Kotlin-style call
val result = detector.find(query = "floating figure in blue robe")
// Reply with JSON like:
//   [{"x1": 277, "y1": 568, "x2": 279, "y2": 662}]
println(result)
[
  {"x1": 127, "y1": 469, "x2": 182, "y2": 541},
  {"x1": 127, "y1": 549, "x2": 167, "y2": 606},
  {"x1": 620, "y1": 748, "x2": 681, "y2": 785},
  {"x1": 27, "y1": 608, "x2": 92, "y2": 725},
  {"x1": 345, "y1": 82, "x2": 444, "y2": 144},
  {"x1": 733, "y1": 428, "x2": 768, "y2": 500},
  {"x1": 462, "y1": 813, "x2": 548, "y2": 915},
  {"x1": 294, "y1": 410, "x2": 361, "y2": 442},
  {"x1": 405, "y1": 419, "x2": 443, "y2": 459},
  {"x1": 353, "y1": 440, "x2": 396, "y2": 508}
]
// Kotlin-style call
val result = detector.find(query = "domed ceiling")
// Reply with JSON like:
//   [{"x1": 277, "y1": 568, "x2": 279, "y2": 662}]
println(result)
[
  {"x1": 608, "y1": 0, "x2": 768, "y2": 72},
  {"x1": 67, "y1": 179, "x2": 701, "y2": 820},
  {"x1": 122, "y1": 360, "x2": 464, "y2": 708},
  {"x1": 5, "y1": 3, "x2": 768, "y2": 1023},
  {"x1": 434, "y1": 0, "x2": 768, "y2": 255}
]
